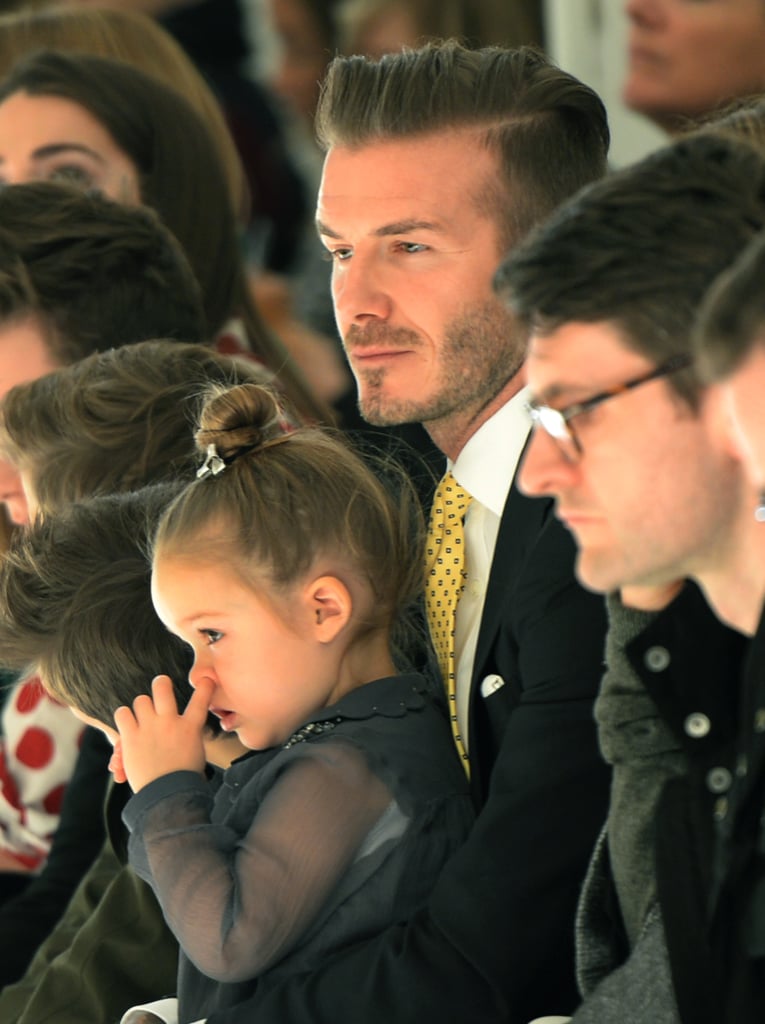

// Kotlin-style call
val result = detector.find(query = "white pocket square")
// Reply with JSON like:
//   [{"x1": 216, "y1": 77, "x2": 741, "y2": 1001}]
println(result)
[{"x1": 480, "y1": 674, "x2": 505, "y2": 698}]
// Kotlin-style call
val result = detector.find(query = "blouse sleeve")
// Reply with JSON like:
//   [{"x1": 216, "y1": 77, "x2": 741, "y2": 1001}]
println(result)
[{"x1": 123, "y1": 741, "x2": 392, "y2": 983}]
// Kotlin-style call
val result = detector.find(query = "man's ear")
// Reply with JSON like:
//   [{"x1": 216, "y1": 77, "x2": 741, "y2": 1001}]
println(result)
[{"x1": 306, "y1": 575, "x2": 353, "y2": 643}]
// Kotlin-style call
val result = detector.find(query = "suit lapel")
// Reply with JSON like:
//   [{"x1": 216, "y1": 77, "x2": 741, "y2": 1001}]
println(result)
[{"x1": 471, "y1": 480, "x2": 553, "y2": 690}]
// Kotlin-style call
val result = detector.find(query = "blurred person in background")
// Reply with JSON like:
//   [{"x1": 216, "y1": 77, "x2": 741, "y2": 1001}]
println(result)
[
  {"x1": 0, "y1": 3, "x2": 350, "y2": 408},
  {"x1": 623, "y1": 0, "x2": 765, "y2": 134},
  {"x1": 337, "y1": 0, "x2": 544, "y2": 60}
]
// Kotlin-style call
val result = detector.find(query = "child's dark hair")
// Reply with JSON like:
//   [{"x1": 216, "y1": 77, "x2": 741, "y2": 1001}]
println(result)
[
  {"x1": 154, "y1": 383, "x2": 426, "y2": 651},
  {"x1": 0, "y1": 484, "x2": 198, "y2": 727},
  {"x1": 0, "y1": 339, "x2": 277, "y2": 517}
]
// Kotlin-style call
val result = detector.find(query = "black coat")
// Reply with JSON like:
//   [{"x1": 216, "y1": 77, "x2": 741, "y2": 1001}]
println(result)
[
  {"x1": 623, "y1": 583, "x2": 746, "y2": 1024},
  {"x1": 709, "y1": 602, "x2": 765, "y2": 1023}
]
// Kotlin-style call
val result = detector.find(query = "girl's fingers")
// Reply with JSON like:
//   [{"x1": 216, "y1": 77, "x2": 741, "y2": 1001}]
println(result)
[
  {"x1": 185, "y1": 676, "x2": 215, "y2": 727},
  {"x1": 131, "y1": 693, "x2": 155, "y2": 721},
  {"x1": 113, "y1": 703, "x2": 136, "y2": 736},
  {"x1": 108, "y1": 739, "x2": 127, "y2": 784},
  {"x1": 150, "y1": 674, "x2": 179, "y2": 716}
]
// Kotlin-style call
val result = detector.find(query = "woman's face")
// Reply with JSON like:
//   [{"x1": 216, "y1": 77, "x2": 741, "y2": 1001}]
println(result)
[
  {"x1": 624, "y1": 0, "x2": 765, "y2": 130},
  {"x1": 265, "y1": 0, "x2": 330, "y2": 122},
  {"x1": 0, "y1": 90, "x2": 141, "y2": 201},
  {"x1": 343, "y1": 4, "x2": 420, "y2": 60}
]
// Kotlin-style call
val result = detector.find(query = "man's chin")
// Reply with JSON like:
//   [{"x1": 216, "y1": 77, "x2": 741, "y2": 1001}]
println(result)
[
  {"x1": 357, "y1": 394, "x2": 419, "y2": 428},
  {"x1": 574, "y1": 549, "x2": 625, "y2": 596}
]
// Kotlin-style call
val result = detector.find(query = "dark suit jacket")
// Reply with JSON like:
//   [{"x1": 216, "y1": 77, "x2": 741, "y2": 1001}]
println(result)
[{"x1": 208, "y1": 482, "x2": 611, "y2": 1024}]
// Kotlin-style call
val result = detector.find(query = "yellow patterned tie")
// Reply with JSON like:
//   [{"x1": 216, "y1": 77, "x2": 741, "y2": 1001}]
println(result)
[{"x1": 424, "y1": 470, "x2": 473, "y2": 774}]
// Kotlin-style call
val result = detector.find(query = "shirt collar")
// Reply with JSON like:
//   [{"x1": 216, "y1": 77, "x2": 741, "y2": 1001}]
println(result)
[
  {"x1": 226, "y1": 674, "x2": 429, "y2": 772},
  {"x1": 449, "y1": 387, "x2": 531, "y2": 517}
]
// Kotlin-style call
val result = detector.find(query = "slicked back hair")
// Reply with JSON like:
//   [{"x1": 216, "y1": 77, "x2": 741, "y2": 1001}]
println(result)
[{"x1": 315, "y1": 40, "x2": 610, "y2": 250}]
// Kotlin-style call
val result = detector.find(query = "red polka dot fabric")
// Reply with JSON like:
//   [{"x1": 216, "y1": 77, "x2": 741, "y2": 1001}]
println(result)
[{"x1": 0, "y1": 677, "x2": 84, "y2": 870}]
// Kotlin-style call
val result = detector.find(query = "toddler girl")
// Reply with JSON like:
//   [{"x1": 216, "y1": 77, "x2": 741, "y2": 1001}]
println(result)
[{"x1": 116, "y1": 382, "x2": 473, "y2": 1023}]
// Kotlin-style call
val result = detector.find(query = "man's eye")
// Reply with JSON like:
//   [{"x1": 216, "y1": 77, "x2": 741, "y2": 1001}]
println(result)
[
  {"x1": 322, "y1": 247, "x2": 353, "y2": 262},
  {"x1": 397, "y1": 241, "x2": 428, "y2": 254}
]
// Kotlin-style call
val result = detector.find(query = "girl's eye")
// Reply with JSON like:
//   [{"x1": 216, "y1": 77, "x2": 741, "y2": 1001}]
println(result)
[{"x1": 200, "y1": 629, "x2": 223, "y2": 646}]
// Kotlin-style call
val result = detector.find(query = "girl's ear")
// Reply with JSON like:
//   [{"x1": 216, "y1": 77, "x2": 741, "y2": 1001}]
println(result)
[{"x1": 306, "y1": 575, "x2": 353, "y2": 643}]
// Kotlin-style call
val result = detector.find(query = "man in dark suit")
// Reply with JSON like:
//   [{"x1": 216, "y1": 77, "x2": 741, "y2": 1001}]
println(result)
[{"x1": 204, "y1": 41, "x2": 611, "y2": 1024}]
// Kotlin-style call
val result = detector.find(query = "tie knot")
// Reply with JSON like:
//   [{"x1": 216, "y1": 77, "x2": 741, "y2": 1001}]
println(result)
[{"x1": 432, "y1": 470, "x2": 473, "y2": 522}]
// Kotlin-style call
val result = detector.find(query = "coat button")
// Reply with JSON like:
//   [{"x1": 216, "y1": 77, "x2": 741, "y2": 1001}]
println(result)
[
  {"x1": 706, "y1": 766, "x2": 732, "y2": 793},
  {"x1": 684, "y1": 712, "x2": 711, "y2": 738},
  {"x1": 644, "y1": 645, "x2": 670, "y2": 672}
]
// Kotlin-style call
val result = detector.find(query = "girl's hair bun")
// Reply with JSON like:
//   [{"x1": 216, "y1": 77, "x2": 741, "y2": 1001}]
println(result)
[{"x1": 194, "y1": 383, "x2": 289, "y2": 462}]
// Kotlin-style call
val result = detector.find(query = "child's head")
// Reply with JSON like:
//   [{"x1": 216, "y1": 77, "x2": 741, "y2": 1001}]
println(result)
[
  {"x1": 0, "y1": 180, "x2": 207, "y2": 365},
  {"x1": 151, "y1": 382, "x2": 424, "y2": 747},
  {"x1": 0, "y1": 484, "x2": 196, "y2": 733},
  {"x1": 0, "y1": 339, "x2": 277, "y2": 519}
]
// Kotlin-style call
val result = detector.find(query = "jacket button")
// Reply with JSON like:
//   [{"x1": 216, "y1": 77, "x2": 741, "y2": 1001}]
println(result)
[
  {"x1": 755, "y1": 709, "x2": 765, "y2": 733},
  {"x1": 706, "y1": 766, "x2": 732, "y2": 793},
  {"x1": 684, "y1": 712, "x2": 711, "y2": 738},
  {"x1": 644, "y1": 645, "x2": 670, "y2": 671}
]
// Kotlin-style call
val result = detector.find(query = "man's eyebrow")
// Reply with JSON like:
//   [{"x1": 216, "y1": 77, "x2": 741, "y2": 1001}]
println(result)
[
  {"x1": 534, "y1": 383, "x2": 566, "y2": 404},
  {"x1": 372, "y1": 219, "x2": 442, "y2": 236},
  {"x1": 316, "y1": 219, "x2": 341, "y2": 239},
  {"x1": 532, "y1": 381, "x2": 603, "y2": 407},
  {"x1": 316, "y1": 218, "x2": 443, "y2": 239}
]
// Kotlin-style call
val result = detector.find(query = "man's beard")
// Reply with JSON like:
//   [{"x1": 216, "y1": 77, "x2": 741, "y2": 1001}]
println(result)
[{"x1": 344, "y1": 300, "x2": 525, "y2": 429}]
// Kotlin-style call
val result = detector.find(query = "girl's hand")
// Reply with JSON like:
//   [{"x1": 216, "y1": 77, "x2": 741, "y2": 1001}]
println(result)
[
  {"x1": 108, "y1": 737, "x2": 128, "y2": 785},
  {"x1": 114, "y1": 675, "x2": 213, "y2": 793}
]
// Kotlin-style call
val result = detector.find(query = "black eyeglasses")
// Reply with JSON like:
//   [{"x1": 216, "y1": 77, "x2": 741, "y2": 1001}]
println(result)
[{"x1": 525, "y1": 353, "x2": 693, "y2": 462}]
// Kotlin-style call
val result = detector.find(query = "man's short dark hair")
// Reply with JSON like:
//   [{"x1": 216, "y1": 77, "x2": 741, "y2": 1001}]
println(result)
[
  {"x1": 495, "y1": 133, "x2": 765, "y2": 406},
  {"x1": 695, "y1": 230, "x2": 765, "y2": 381},
  {"x1": 0, "y1": 181, "x2": 207, "y2": 364},
  {"x1": 315, "y1": 40, "x2": 610, "y2": 250}
]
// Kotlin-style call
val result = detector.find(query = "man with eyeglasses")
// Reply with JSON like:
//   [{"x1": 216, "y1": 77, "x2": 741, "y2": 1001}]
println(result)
[{"x1": 496, "y1": 132, "x2": 765, "y2": 1023}]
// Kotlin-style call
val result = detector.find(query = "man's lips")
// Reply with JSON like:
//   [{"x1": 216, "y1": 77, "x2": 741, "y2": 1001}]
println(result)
[
  {"x1": 555, "y1": 508, "x2": 602, "y2": 531},
  {"x1": 348, "y1": 346, "x2": 413, "y2": 363}
]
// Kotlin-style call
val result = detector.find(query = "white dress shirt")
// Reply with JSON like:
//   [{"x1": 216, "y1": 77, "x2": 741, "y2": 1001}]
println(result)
[{"x1": 448, "y1": 389, "x2": 531, "y2": 750}]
